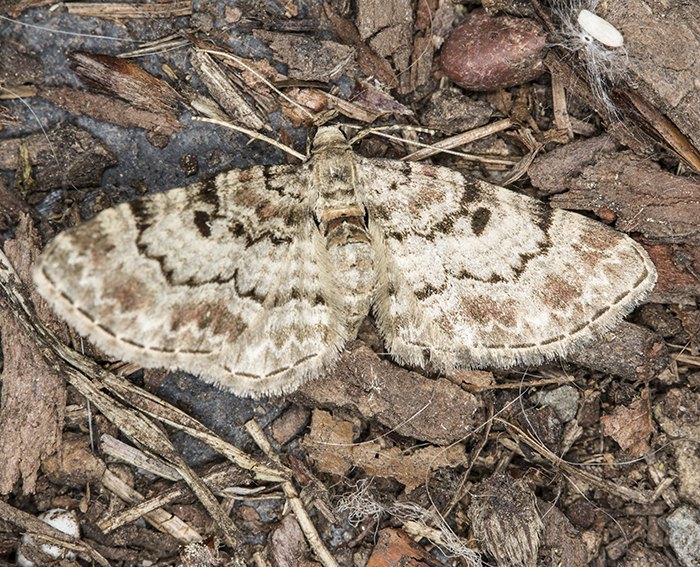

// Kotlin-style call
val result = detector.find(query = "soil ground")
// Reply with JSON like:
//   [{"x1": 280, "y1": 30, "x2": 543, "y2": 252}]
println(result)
[{"x1": 0, "y1": 1, "x2": 699, "y2": 566}]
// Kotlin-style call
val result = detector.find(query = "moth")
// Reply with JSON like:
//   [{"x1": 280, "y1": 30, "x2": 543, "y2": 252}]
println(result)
[{"x1": 34, "y1": 127, "x2": 656, "y2": 396}]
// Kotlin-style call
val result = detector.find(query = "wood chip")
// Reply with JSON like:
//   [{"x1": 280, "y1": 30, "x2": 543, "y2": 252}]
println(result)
[
  {"x1": 0, "y1": 123, "x2": 117, "y2": 190},
  {"x1": 71, "y1": 52, "x2": 183, "y2": 114},
  {"x1": 322, "y1": 1, "x2": 396, "y2": 88},
  {"x1": 569, "y1": 322, "x2": 668, "y2": 382},
  {"x1": 644, "y1": 243, "x2": 700, "y2": 304},
  {"x1": 190, "y1": 49, "x2": 268, "y2": 132},
  {"x1": 65, "y1": 1, "x2": 192, "y2": 19},
  {"x1": 548, "y1": 152, "x2": 700, "y2": 245},
  {"x1": 0, "y1": 215, "x2": 67, "y2": 495},
  {"x1": 40, "y1": 86, "x2": 182, "y2": 148},
  {"x1": 255, "y1": 30, "x2": 357, "y2": 82}
]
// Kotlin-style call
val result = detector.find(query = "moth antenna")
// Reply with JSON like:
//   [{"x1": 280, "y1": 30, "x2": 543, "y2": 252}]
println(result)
[{"x1": 193, "y1": 116, "x2": 305, "y2": 162}]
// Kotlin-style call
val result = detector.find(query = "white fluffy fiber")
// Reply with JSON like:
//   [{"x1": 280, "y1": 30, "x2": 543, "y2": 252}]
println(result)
[{"x1": 550, "y1": 0, "x2": 628, "y2": 118}]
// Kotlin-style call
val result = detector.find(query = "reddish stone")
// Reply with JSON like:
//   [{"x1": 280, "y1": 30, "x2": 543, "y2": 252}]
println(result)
[{"x1": 441, "y1": 9, "x2": 547, "y2": 91}]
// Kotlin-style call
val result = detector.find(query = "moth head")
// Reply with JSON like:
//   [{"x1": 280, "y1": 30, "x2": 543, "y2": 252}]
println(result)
[{"x1": 313, "y1": 126, "x2": 350, "y2": 151}]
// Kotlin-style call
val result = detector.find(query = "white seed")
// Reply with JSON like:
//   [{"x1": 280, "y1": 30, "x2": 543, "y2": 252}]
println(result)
[{"x1": 577, "y1": 9, "x2": 624, "y2": 48}]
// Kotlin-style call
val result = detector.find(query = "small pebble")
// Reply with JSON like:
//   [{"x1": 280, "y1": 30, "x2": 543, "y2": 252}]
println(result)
[
  {"x1": 533, "y1": 384, "x2": 580, "y2": 423},
  {"x1": 441, "y1": 9, "x2": 547, "y2": 91},
  {"x1": 663, "y1": 506, "x2": 700, "y2": 567},
  {"x1": 17, "y1": 508, "x2": 80, "y2": 566}
]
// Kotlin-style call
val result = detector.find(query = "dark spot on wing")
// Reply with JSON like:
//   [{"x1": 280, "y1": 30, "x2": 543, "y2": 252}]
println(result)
[
  {"x1": 197, "y1": 178, "x2": 221, "y2": 208},
  {"x1": 129, "y1": 199, "x2": 152, "y2": 235},
  {"x1": 193, "y1": 210, "x2": 211, "y2": 237},
  {"x1": 460, "y1": 177, "x2": 482, "y2": 203},
  {"x1": 471, "y1": 207, "x2": 491, "y2": 236},
  {"x1": 415, "y1": 283, "x2": 441, "y2": 301},
  {"x1": 229, "y1": 219, "x2": 246, "y2": 238},
  {"x1": 433, "y1": 215, "x2": 455, "y2": 236}
]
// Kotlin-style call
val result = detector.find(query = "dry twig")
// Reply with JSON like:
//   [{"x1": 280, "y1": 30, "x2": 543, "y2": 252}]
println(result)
[
  {"x1": 0, "y1": 248, "x2": 242, "y2": 547},
  {"x1": 65, "y1": 1, "x2": 192, "y2": 19},
  {"x1": 402, "y1": 118, "x2": 514, "y2": 161},
  {"x1": 499, "y1": 420, "x2": 654, "y2": 505},
  {"x1": 245, "y1": 420, "x2": 339, "y2": 567}
]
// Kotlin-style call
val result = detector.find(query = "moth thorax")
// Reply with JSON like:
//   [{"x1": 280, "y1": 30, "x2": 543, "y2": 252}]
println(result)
[
  {"x1": 313, "y1": 150, "x2": 357, "y2": 185},
  {"x1": 325, "y1": 217, "x2": 370, "y2": 246},
  {"x1": 312, "y1": 155, "x2": 364, "y2": 224}
]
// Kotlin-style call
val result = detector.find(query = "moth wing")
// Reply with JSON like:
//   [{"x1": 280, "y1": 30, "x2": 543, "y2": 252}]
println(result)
[
  {"x1": 359, "y1": 158, "x2": 657, "y2": 371},
  {"x1": 34, "y1": 166, "x2": 350, "y2": 396}
]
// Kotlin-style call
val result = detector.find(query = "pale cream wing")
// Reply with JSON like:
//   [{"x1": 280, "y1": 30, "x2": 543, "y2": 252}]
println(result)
[
  {"x1": 34, "y1": 165, "x2": 351, "y2": 396},
  {"x1": 359, "y1": 158, "x2": 657, "y2": 371}
]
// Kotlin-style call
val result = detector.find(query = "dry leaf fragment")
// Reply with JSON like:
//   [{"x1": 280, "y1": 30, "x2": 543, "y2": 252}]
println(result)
[
  {"x1": 601, "y1": 391, "x2": 653, "y2": 457},
  {"x1": 366, "y1": 528, "x2": 445, "y2": 567},
  {"x1": 301, "y1": 410, "x2": 466, "y2": 492}
]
